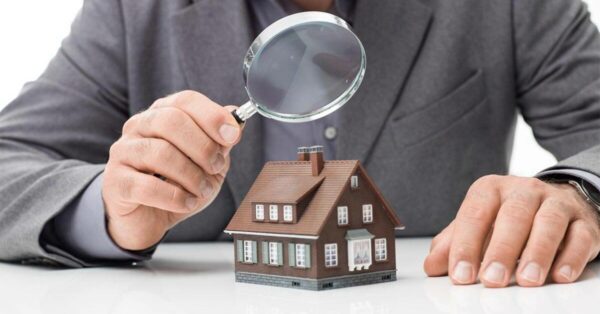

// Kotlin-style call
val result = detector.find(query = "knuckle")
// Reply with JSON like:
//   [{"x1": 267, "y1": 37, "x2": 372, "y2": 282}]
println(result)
[
  {"x1": 157, "y1": 108, "x2": 187, "y2": 132},
  {"x1": 486, "y1": 240, "x2": 517, "y2": 261},
  {"x1": 172, "y1": 90, "x2": 202, "y2": 108},
  {"x1": 574, "y1": 225, "x2": 595, "y2": 248},
  {"x1": 122, "y1": 114, "x2": 140, "y2": 134},
  {"x1": 501, "y1": 201, "x2": 534, "y2": 221},
  {"x1": 133, "y1": 138, "x2": 153, "y2": 157},
  {"x1": 154, "y1": 140, "x2": 176, "y2": 164},
  {"x1": 451, "y1": 241, "x2": 479, "y2": 259},
  {"x1": 108, "y1": 140, "x2": 123, "y2": 159},
  {"x1": 474, "y1": 175, "x2": 501, "y2": 189},
  {"x1": 458, "y1": 204, "x2": 490, "y2": 224},
  {"x1": 528, "y1": 237, "x2": 557, "y2": 255},
  {"x1": 117, "y1": 173, "x2": 135, "y2": 201},
  {"x1": 536, "y1": 208, "x2": 568, "y2": 227},
  {"x1": 520, "y1": 177, "x2": 545, "y2": 192}
]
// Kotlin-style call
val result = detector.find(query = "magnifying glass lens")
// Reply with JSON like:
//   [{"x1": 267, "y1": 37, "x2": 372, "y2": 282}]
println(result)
[{"x1": 246, "y1": 22, "x2": 363, "y2": 116}]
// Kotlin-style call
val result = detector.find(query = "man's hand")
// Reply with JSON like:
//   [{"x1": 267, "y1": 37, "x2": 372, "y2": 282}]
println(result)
[
  {"x1": 102, "y1": 91, "x2": 242, "y2": 251},
  {"x1": 424, "y1": 175, "x2": 600, "y2": 287}
]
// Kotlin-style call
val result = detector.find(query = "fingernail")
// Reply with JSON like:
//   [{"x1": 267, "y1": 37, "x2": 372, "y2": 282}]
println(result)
[
  {"x1": 521, "y1": 262, "x2": 542, "y2": 283},
  {"x1": 453, "y1": 261, "x2": 474, "y2": 283},
  {"x1": 219, "y1": 124, "x2": 239, "y2": 144},
  {"x1": 185, "y1": 197, "x2": 199, "y2": 211},
  {"x1": 483, "y1": 262, "x2": 506, "y2": 284},
  {"x1": 211, "y1": 153, "x2": 225, "y2": 173},
  {"x1": 559, "y1": 265, "x2": 573, "y2": 280},
  {"x1": 199, "y1": 180, "x2": 213, "y2": 198}
]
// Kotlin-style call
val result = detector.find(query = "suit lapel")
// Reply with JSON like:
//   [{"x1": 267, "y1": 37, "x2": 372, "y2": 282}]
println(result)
[
  {"x1": 171, "y1": 0, "x2": 263, "y2": 205},
  {"x1": 337, "y1": 0, "x2": 432, "y2": 163}
]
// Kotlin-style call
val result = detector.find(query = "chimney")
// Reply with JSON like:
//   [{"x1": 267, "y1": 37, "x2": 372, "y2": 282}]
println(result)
[
  {"x1": 309, "y1": 145, "x2": 324, "y2": 176},
  {"x1": 297, "y1": 146, "x2": 310, "y2": 161}
]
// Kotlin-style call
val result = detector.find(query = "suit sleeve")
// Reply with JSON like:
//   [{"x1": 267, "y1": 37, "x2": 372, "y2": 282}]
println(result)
[
  {"x1": 513, "y1": 0, "x2": 600, "y2": 176},
  {"x1": 0, "y1": 0, "x2": 129, "y2": 266}
]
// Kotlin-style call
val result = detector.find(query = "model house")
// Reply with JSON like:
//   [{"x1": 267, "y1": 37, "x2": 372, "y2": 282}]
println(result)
[{"x1": 224, "y1": 146, "x2": 404, "y2": 290}]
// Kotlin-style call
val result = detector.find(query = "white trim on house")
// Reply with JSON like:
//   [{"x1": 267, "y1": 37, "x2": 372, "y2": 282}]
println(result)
[{"x1": 224, "y1": 230, "x2": 319, "y2": 240}]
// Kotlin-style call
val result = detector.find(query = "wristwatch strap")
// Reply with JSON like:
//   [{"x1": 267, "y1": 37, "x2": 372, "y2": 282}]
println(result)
[{"x1": 567, "y1": 180, "x2": 600, "y2": 213}]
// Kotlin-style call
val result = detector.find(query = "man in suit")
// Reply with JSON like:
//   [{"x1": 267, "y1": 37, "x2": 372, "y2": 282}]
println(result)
[{"x1": 1, "y1": 0, "x2": 599, "y2": 288}]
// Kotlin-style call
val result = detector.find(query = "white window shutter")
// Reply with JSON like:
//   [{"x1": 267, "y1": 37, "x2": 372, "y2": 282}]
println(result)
[
  {"x1": 236, "y1": 240, "x2": 243, "y2": 262},
  {"x1": 277, "y1": 243, "x2": 283, "y2": 265},
  {"x1": 251, "y1": 241, "x2": 257, "y2": 263},
  {"x1": 262, "y1": 241, "x2": 269, "y2": 264},
  {"x1": 288, "y1": 243, "x2": 296, "y2": 266}
]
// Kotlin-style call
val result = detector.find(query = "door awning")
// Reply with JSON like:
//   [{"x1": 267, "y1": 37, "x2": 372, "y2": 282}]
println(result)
[{"x1": 345, "y1": 228, "x2": 374, "y2": 240}]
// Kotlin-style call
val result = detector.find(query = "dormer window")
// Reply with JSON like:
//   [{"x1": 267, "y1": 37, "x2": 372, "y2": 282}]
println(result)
[
  {"x1": 255, "y1": 204, "x2": 264, "y2": 220},
  {"x1": 269, "y1": 205, "x2": 278, "y2": 221},
  {"x1": 362, "y1": 204, "x2": 373, "y2": 223},
  {"x1": 283, "y1": 205, "x2": 293, "y2": 222},
  {"x1": 351, "y1": 175, "x2": 359, "y2": 189},
  {"x1": 337, "y1": 206, "x2": 348, "y2": 225}
]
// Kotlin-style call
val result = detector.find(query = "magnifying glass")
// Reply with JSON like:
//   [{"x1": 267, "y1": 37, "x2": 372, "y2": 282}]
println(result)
[{"x1": 232, "y1": 11, "x2": 366, "y2": 124}]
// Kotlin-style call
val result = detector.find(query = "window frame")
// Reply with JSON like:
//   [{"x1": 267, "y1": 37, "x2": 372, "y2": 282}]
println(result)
[
  {"x1": 362, "y1": 204, "x2": 373, "y2": 223},
  {"x1": 375, "y1": 238, "x2": 387, "y2": 262},
  {"x1": 283, "y1": 205, "x2": 293, "y2": 222},
  {"x1": 337, "y1": 206, "x2": 348, "y2": 226},
  {"x1": 243, "y1": 240, "x2": 253, "y2": 263},
  {"x1": 255, "y1": 204, "x2": 264, "y2": 220},
  {"x1": 269, "y1": 242, "x2": 279, "y2": 265},
  {"x1": 296, "y1": 244, "x2": 306, "y2": 268},
  {"x1": 351, "y1": 175, "x2": 359, "y2": 189},
  {"x1": 324, "y1": 243, "x2": 338, "y2": 268},
  {"x1": 269, "y1": 204, "x2": 278, "y2": 221}
]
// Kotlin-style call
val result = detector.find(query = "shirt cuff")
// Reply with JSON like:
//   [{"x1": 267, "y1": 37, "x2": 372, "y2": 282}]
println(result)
[
  {"x1": 52, "y1": 172, "x2": 156, "y2": 262},
  {"x1": 536, "y1": 168, "x2": 600, "y2": 193}
]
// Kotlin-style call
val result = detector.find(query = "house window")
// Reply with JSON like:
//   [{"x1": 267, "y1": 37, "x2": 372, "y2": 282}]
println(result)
[
  {"x1": 296, "y1": 244, "x2": 306, "y2": 268},
  {"x1": 375, "y1": 238, "x2": 387, "y2": 261},
  {"x1": 255, "y1": 204, "x2": 264, "y2": 220},
  {"x1": 243, "y1": 240, "x2": 254, "y2": 263},
  {"x1": 325, "y1": 243, "x2": 338, "y2": 267},
  {"x1": 337, "y1": 206, "x2": 348, "y2": 225},
  {"x1": 283, "y1": 205, "x2": 293, "y2": 222},
  {"x1": 351, "y1": 175, "x2": 359, "y2": 189},
  {"x1": 269, "y1": 205, "x2": 278, "y2": 221},
  {"x1": 269, "y1": 242, "x2": 279, "y2": 265},
  {"x1": 348, "y1": 239, "x2": 372, "y2": 271},
  {"x1": 362, "y1": 204, "x2": 373, "y2": 223}
]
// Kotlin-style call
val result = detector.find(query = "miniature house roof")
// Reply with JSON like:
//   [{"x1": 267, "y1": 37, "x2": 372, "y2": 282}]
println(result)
[
  {"x1": 250, "y1": 175, "x2": 324, "y2": 204},
  {"x1": 225, "y1": 156, "x2": 404, "y2": 238}
]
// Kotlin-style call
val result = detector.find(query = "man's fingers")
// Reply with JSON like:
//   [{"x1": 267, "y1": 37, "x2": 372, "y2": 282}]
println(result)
[
  {"x1": 449, "y1": 175, "x2": 502, "y2": 285},
  {"x1": 154, "y1": 91, "x2": 242, "y2": 146},
  {"x1": 550, "y1": 219, "x2": 597, "y2": 284},
  {"x1": 115, "y1": 137, "x2": 218, "y2": 200},
  {"x1": 113, "y1": 168, "x2": 200, "y2": 215},
  {"x1": 479, "y1": 186, "x2": 541, "y2": 288},
  {"x1": 516, "y1": 198, "x2": 571, "y2": 287},
  {"x1": 424, "y1": 223, "x2": 454, "y2": 276},
  {"x1": 130, "y1": 107, "x2": 226, "y2": 175}
]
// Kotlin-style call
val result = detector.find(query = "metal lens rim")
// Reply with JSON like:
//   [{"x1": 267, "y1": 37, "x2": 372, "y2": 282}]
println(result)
[{"x1": 242, "y1": 11, "x2": 366, "y2": 123}]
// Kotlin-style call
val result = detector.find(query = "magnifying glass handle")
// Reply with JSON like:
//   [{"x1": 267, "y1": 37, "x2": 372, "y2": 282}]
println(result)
[{"x1": 232, "y1": 101, "x2": 257, "y2": 124}]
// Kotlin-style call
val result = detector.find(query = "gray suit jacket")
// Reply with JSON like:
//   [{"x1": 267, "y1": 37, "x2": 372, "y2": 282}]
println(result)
[{"x1": 1, "y1": 0, "x2": 599, "y2": 266}]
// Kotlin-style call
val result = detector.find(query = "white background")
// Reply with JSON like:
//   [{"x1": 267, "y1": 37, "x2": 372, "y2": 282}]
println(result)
[{"x1": 0, "y1": 1, "x2": 598, "y2": 176}]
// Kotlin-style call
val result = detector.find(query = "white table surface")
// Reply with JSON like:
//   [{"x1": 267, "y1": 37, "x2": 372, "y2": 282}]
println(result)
[{"x1": 1, "y1": 238, "x2": 599, "y2": 314}]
